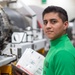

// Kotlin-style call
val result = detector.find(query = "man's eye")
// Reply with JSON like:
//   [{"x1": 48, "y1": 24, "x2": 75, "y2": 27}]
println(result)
[
  {"x1": 43, "y1": 21, "x2": 48, "y2": 25},
  {"x1": 51, "y1": 20, "x2": 57, "y2": 24}
]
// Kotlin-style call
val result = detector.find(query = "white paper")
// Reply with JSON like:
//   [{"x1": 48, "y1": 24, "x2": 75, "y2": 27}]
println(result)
[{"x1": 16, "y1": 48, "x2": 45, "y2": 75}]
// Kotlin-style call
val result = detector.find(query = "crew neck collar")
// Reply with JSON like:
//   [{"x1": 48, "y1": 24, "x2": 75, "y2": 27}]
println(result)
[{"x1": 50, "y1": 34, "x2": 67, "y2": 46}]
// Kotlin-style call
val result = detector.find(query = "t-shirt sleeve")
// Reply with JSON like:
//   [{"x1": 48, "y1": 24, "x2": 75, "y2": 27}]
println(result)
[{"x1": 53, "y1": 50, "x2": 75, "y2": 75}]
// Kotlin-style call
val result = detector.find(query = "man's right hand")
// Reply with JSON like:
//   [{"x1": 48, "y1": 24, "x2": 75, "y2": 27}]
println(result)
[{"x1": 14, "y1": 70, "x2": 26, "y2": 75}]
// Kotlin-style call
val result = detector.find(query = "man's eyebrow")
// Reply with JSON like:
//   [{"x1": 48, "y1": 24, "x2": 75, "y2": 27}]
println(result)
[
  {"x1": 43, "y1": 18, "x2": 57, "y2": 22},
  {"x1": 43, "y1": 19, "x2": 47, "y2": 21},
  {"x1": 43, "y1": 20, "x2": 47, "y2": 22},
  {"x1": 50, "y1": 18, "x2": 57, "y2": 21},
  {"x1": 43, "y1": 18, "x2": 57, "y2": 21}
]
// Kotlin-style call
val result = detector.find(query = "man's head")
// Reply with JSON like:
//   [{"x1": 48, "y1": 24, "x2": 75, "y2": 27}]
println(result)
[
  {"x1": 42, "y1": 6, "x2": 68, "y2": 22},
  {"x1": 42, "y1": 6, "x2": 69, "y2": 40}
]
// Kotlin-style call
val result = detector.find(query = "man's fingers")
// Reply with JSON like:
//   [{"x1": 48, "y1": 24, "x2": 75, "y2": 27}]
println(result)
[
  {"x1": 14, "y1": 71, "x2": 20, "y2": 75},
  {"x1": 22, "y1": 73, "x2": 26, "y2": 75}
]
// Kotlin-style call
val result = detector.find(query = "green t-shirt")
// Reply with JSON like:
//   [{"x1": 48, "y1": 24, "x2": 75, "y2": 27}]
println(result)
[{"x1": 43, "y1": 34, "x2": 75, "y2": 75}]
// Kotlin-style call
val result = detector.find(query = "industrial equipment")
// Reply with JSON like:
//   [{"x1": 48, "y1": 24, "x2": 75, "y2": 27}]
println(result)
[{"x1": 0, "y1": 0, "x2": 46, "y2": 67}]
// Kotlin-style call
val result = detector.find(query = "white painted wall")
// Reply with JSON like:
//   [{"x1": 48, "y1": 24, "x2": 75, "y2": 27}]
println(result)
[{"x1": 16, "y1": 0, "x2": 75, "y2": 21}]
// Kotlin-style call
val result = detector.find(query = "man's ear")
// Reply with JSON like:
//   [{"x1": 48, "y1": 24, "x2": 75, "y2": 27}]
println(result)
[{"x1": 64, "y1": 21, "x2": 68, "y2": 30}]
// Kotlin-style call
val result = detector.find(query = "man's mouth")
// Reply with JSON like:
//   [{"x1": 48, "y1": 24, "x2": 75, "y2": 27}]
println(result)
[{"x1": 46, "y1": 31, "x2": 53, "y2": 33}]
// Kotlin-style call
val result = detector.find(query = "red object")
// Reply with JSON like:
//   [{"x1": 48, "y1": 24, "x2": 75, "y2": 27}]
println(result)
[{"x1": 37, "y1": 20, "x2": 42, "y2": 28}]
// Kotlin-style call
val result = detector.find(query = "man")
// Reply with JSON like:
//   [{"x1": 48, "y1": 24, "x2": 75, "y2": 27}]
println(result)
[{"x1": 42, "y1": 6, "x2": 75, "y2": 75}]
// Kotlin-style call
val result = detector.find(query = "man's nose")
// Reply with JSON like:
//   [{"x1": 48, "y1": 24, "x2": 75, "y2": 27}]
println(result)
[{"x1": 46, "y1": 22, "x2": 52, "y2": 28}]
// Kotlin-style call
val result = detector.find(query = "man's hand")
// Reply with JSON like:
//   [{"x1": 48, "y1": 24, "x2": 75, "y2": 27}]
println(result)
[{"x1": 14, "y1": 70, "x2": 26, "y2": 75}]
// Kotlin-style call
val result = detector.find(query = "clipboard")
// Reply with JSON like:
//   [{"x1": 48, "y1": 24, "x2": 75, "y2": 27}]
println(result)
[{"x1": 11, "y1": 48, "x2": 45, "y2": 75}]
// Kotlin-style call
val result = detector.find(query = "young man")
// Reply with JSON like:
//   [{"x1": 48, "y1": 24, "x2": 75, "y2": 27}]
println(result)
[{"x1": 42, "y1": 6, "x2": 75, "y2": 75}]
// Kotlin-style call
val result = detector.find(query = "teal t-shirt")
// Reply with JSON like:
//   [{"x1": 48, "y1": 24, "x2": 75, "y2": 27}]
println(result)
[{"x1": 43, "y1": 34, "x2": 75, "y2": 75}]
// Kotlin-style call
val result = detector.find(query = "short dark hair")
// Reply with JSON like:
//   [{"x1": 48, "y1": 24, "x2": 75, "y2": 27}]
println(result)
[{"x1": 42, "y1": 6, "x2": 68, "y2": 22}]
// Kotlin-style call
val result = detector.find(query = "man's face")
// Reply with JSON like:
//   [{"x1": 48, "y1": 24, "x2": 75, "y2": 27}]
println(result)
[{"x1": 43, "y1": 12, "x2": 68, "y2": 40}]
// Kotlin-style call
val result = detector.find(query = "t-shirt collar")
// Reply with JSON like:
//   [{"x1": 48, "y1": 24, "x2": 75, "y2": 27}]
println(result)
[{"x1": 50, "y1": 34, "x2": 67, "y2": 46}]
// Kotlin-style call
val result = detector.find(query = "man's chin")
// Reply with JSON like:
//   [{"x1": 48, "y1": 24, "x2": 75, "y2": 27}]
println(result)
[{"x1": 47, "y1": 36, "x2": 54, "y2": 40}]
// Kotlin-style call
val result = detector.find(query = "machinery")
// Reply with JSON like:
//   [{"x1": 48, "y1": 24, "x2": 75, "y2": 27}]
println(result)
[
  {"x1": 0, "y1": 1, "x2": 75, "y2": 75},
  {"x1": 0, "y1": 0, "x2": 46, "y2": 67}
]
